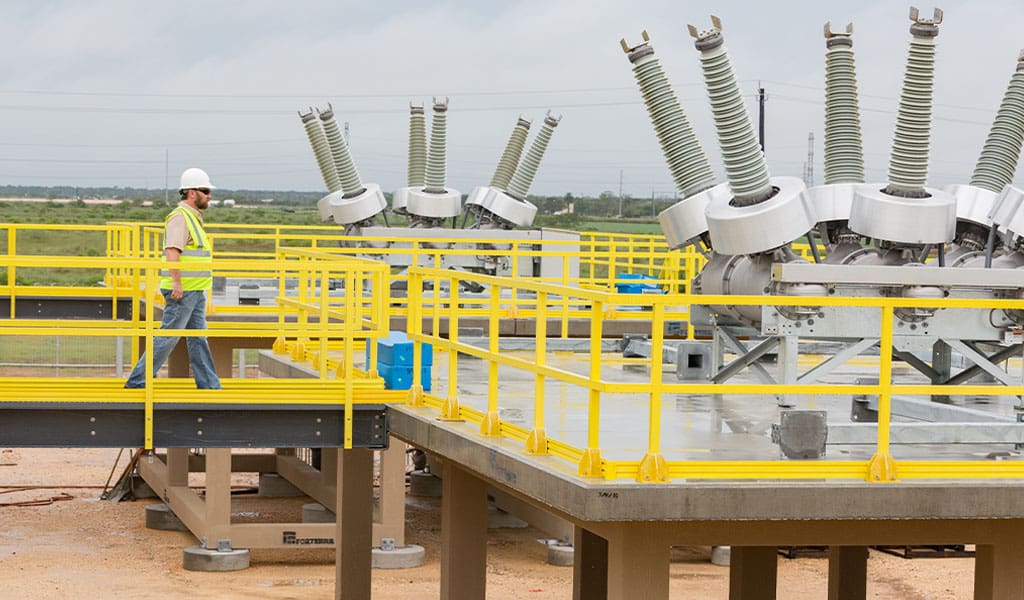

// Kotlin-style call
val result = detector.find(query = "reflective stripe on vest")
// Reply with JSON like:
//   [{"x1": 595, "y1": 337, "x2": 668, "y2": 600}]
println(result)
[{"x1": 159, "y1": 207, "x2": 213, "y2": 291}]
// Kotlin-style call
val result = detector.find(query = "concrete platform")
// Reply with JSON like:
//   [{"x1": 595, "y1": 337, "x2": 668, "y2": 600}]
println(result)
[{"x1": 383, "y1": 346, "x2": 1024, "y2": 599}]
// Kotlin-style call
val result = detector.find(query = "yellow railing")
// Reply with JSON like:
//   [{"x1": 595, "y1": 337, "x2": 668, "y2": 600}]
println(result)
[
  {"x1": 13, "y1": 221, "x2": 1008, "y2": 485},
  {"x1": 403, "y1": 265, "x2": 1024, "y2": 484},
  {"x1": 0, "y1": 248, "x2": 396, "y2": 450}
]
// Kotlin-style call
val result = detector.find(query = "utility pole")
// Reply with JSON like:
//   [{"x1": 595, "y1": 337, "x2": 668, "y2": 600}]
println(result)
[
  {"x1": 651, "y1": 187, "x2": 656, "y2": 218},
  {"x1": 757, "y1": 84, "x2": 766, "y2": 154},
  {"x1": 618, "y1": 169, "x2": 624, "y2": 217}
]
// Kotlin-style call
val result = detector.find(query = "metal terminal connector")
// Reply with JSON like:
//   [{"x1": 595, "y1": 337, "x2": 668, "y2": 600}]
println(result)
[
  {"x1": 909, "y1": 6, "x2": 943, "y2": 25},
  {"x1": 824, "y1": 21, "x2": 854, "y2": 48},
  {"x1": 619, "y1": 30, "x2": 650, "y2": 54}
]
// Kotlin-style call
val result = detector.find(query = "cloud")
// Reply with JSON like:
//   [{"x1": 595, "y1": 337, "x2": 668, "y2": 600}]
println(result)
[{"x1": 0, "y1": 0, "x2": 1021, "y2": 196}]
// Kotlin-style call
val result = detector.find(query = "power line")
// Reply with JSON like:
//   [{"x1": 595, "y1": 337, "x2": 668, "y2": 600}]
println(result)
[{"x1": 0, "y1": 86, "x2": 642, "y2": 100}]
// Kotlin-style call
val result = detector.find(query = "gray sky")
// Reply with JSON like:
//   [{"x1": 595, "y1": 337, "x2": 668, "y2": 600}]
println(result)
[{"x1": 1, "y1": 0, "x2": 1022, "y2": 199}]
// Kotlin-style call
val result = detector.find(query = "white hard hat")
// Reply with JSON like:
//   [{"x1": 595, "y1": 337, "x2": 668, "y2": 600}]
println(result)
[{"x1": 179, "y1": 167, "x2": 216, "y2": 191}]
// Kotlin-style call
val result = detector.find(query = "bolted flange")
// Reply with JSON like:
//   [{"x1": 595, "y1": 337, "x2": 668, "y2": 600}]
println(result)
[
  {"x1": 705, "y1": 176, "x2": 817, "y2": 255},
  {"x1": 808, "y1": 182, "x2": 873, "y2": 224},
  {"x1": 657, "y1": 183, "x2": 730, "y2": 250},
  {"x1": 465, "y1": 186, "x2": 538, "y2": 229},
  {"x1": 406, "y1": 186, "x2": 462, "y2": 219},
  {"x1": 944, "y1": 184, "x2": 999, "y2": 229},
  {"x1": 849, "y1": 185, "x2": 955, "y2": 244},
  {"x1": 317, "y1": 183, "x2": 387, "y2": 225}
]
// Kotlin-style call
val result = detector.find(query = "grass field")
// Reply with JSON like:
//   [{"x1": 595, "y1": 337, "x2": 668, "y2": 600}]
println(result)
[
  {"x1": 580, "y1": 221, "x2": 663, "y2": 234},
  {"x1": 1, "y1": 202, "x2": 669, "y2": 285}
]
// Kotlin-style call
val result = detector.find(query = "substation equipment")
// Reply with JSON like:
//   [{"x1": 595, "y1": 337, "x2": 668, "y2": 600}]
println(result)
[
  {"x1": 299, "y1": 97, "x2": 574, "y2": 282},
  {"x1": 624, "y1": 9, "x2": 1024, "y2": 453}
]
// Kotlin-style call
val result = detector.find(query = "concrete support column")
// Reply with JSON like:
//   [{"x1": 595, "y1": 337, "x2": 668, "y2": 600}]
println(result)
[
  {"x1": 210, "y1": 340, "x2": 233, "y2": 379},
  {"x1": 378, "y1": 442, "x2": 407, "y2": 545},
  {"x1": 572, "y1": 526, "x2": 608, "y2": 600},
  {"x1": 204, "y1": 448, "x2": 232, "y2": 548},
  {"x1": 168, "y1": 341, "x2": 189, "y2": 378},
  {"x1": 606, "y1": 524, "x2": 669, "y2": 600},
  {"x1": 335, "y1": 448, "x2": 374, "y2": 600},
  {"x1": 975, "y1": 543, "x2": 1024, "y2": 600},
  {"x1": 729, "y1": 546, "x2": 777, "y2": 600},
  {"x1": 827, "y1": 546, "x2": 867, "y2": 600},
  {"x1": 168, "y1": 339, "x2": 233, "y2": 378},
  {"x1": 440, "y1": 463, "x2": 488, "y2": 600},
  {"x1": 166, "y1": 447, "x2": 189, "y2": 486},
  {"x1": 322, "y1": 448, "x2": 339, "y2": 487}
]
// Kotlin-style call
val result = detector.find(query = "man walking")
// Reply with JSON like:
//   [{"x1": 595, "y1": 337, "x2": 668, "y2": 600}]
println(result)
[{"x1": 125, "y1": 167, "x2": 222, "y2": 389}]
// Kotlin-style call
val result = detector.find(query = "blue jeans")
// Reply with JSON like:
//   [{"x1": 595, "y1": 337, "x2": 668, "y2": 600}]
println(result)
[{"x1": 125, "y1": 290, "x2": 222, "y2": 389}]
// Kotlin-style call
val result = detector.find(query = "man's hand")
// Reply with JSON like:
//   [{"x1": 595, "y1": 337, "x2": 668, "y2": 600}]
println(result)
[{"x1": 165, "y1": 247, "x2": 184, "y2": 300}]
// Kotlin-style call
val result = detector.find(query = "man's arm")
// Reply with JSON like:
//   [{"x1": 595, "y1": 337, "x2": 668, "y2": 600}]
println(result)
[{"x1": 164, "y1": 246, "x2": 184, "y2": 300}]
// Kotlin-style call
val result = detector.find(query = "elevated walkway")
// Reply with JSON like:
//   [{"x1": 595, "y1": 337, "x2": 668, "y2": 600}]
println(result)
[{"x1": 3, "y1": 223, "x2": 1024, "y2": 598}]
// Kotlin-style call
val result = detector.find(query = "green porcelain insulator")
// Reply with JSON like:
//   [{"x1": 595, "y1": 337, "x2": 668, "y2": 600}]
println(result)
[
  {"x1": 622, "y1": 31, "x2": 715, "y2": 198},
  {"x1": 823, "y1": 22, "x2": 865, "y2": 185},
  {"x1": 689, "y1": 17, "x2": 773, "y2": 205},
  {"x1": 408, "y1": 103, "x2": 427, "y2": 188},
  {"x1": 507, "y1": 112, "x2": 561, "y2": 201},
  {"x1": 490, "y1": 116, "x2": 532, "y2": 190},
  {"x1": 424, "y1": 97, "x2": 449, "y2": 194},
  {"x1": 970, "y1": 51, "x2": 1024, "y2": 193},
  {"x1": 319, "y1": 104, "x2": 364, "y2": 196},
  {"x1": 299, "y1": 108, "x2": 341, "y2": 193},
  {"x1": 885, "y1": 8, "x2": 943, "y2": 197}
]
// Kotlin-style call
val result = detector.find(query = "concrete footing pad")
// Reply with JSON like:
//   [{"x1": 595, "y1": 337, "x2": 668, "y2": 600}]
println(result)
[
  {"x1": 408, "y1": 470, "x2": 442, "y2": 497},
  {"x1": 711, "y1": 545, "x2": 731, "y2": 566},
  {"x1": 182, "y1": 545, "x2": 251, "y2": 572},
  {"x1": 258, "y1": 472, "x2": 304, "y2": 497},
  {"x1": 302, "y1": 502, "x2": 335, "y2": 523},
  {"x1": 372, "y1": 544, "x2": 426, "y2": 569},
  {"x1": 144, "y1": 503, "x2": 189, "y2": 532},
  {"x1": 547, "y1": 543, "x2": 574, "y2": 567}
]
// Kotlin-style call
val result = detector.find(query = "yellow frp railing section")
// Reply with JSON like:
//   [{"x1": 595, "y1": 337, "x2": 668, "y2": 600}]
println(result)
[
  {"x1": 403, "y1": 265, "x2": 1024, "y2": 484},
  {"x1": 0, "y1": 237, "x2": 397, "y2": 450}
]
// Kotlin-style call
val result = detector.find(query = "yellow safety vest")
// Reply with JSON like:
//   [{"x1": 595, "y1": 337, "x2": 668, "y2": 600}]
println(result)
[{"x1": 159, "y1": 207, "x2": 213, "y2": 291}]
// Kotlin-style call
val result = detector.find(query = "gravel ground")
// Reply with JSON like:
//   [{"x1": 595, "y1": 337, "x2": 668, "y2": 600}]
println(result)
[{"x1": 0, "y1": 448, "x2": 974, "y2": 599}]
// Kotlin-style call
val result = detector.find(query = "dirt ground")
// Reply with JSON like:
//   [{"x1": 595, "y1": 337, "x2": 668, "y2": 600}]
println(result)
[{"x1": 0, "y1": 448, "x2": 975, "y2": 599}]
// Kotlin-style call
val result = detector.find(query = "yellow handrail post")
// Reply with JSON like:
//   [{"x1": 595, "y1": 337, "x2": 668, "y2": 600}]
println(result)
[
  {"x1": 440, "y1": 275, "x2": 461, "y2": 420},
  {"x1": 272, "y1": 249, "x2": 288, "y2": 354},
  {"x1": 638, "y1": 301, "x2": 669, "y2": 482},
  {"x1": 143, "y1": 260, "x2": 157, "y2": 450},
  {"x1": 526, "y1": 290, "x2": 548, "y2": 454},
  {"x1": 318, "y1": 265, "x2": 329, "y2": 376},
  {"x1": 343, "y1": 270, "x2": 355, "y2": 449},
  {"x1": 867, "y1": 305, "x2": 899, "y2": 482},
  {"x1": 291, "y1": 256, "x2": 309, "y2": 361},
  {"x1": 7, "y1": 228, "x2": 16, "y2": 318},
  {"x1": 431, "y1": 251, "x2": 441, "y2": 344},
  {"x1": 407, "y1": 268, "x2": 424, "y2": 406},
  {"x1": 578, "y1": 300, "x2": 604, "y2": 478},
  {"x1": 480, "y1": 282, "x2": 501, "y2": 435}
]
